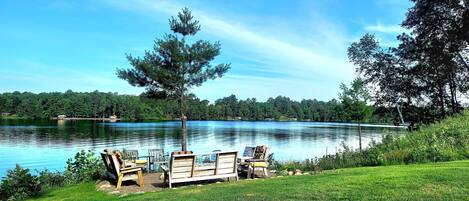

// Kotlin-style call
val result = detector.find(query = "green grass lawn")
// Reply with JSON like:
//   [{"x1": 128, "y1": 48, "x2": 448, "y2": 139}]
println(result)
[{"x1": 30, "y1": 160, "x2": 469, "y2": 201}]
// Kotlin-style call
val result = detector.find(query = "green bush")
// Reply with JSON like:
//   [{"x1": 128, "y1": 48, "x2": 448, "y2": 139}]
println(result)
[
  {"x1": 0, "y1": 164, "x2": 41, "y2": 201},
  {"x1": 277, "y1": 170, "x2": 289, "y2": 176},
  {"x1": 37, "y1": 169, "x2": 66, "y2": 189},
  {"x1": 0, "y1": 150, "x2": 105, "y2": 201},
  {"x1": 64, "y1": 150, "x2": 105, "y2": 183}
]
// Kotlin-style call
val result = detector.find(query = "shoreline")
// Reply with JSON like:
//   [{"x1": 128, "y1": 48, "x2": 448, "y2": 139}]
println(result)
[
  {"x1": 51, "y1": 117, "x2": 121, "y2": 121},
  {"x1": 0, "y1": 116, "x2": 406, "y2": 128}
]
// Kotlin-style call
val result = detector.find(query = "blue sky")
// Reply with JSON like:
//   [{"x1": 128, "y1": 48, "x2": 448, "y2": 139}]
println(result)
[{"x1": 0, "y1": 0, "x2": 411, "y2": 102}]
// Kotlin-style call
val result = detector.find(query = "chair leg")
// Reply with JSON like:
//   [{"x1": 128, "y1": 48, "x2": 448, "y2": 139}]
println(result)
[
  {"x1": 138, "y1": 170, "x2": 144, "y2": 188},
  {"x1": 117, "y1": 174, "x2": 123, "y2": 189},
  {"x1": 253, "y1": 167, "x2": 257, "y2": 179}
]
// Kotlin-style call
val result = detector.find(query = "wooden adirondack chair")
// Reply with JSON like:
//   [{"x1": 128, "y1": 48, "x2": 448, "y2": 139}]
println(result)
[
  {"x1": 238, "y1": 145, "x2": 270, "y2": 178},
  {"x1": 247, "y1": 145, "x2": 269, "y2": 178},
  {"x1": 100, "y1": 152, "x2": 144, "y2": 189}
]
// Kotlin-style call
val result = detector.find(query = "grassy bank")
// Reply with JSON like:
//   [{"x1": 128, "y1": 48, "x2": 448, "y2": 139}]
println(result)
[
  {"x1": 0, "y1": 114, "x2": 26, "y2": 120},
  {"x1": 294, "y1": 111, "x2": 469, "y2": 172},
  {"x1": 30, "y1": 160, "x2": 469, "y2": 201}
]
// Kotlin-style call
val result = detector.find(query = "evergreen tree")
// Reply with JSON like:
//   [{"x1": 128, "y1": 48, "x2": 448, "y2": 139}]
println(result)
[{"x1": 117, "y1": 8, "x2": 230, "y2": 151}]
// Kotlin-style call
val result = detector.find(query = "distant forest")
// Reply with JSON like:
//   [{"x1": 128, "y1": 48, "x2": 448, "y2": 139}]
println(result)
[{"x1": 0, "y1": 90, "x2": 396, "y2": 123}]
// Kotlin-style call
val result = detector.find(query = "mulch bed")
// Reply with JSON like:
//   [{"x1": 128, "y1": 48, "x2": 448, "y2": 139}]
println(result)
[{"x1": 97, "y1": 171, "x2": 273, "y2": 195}]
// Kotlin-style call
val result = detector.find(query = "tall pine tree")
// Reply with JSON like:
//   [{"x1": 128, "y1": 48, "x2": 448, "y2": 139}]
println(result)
[{"x1": 117, "y1": 8, "x2": 230, "y2": 151}]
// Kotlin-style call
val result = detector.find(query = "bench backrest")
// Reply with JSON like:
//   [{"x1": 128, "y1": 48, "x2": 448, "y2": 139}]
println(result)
[
  {"x1": 169, "y1": 151, "x2": 238, "y2": 179},
  {"x1": 170, "y1": 154, "x2": 196, "y2": 179},
  {"x1": 215, "y1": 151, "x2": 237, "y2": 174}
]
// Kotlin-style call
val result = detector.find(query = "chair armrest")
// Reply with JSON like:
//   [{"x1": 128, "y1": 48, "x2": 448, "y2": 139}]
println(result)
[
  {"x1": 121, "y1": 168, "x2": 141, "y2": 174},
  {"x1": 160, "y1": 165, "x2": 169, "y2": 173},
  {"x1": 123, "y1": 160, "x2": 136, "y2": 167},
  {"x1": 245, "y1": 159, "x2": 266, "y2": 162},
  {"x1": 121, "y1": 165, "x2": 143, "y2": 171}
]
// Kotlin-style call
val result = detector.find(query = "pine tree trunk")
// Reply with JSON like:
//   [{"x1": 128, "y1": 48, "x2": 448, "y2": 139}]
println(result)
[
  {"x1": 179, "y1": 88, "x2": 188, "y2": 151},
  {"x1": 358, "y1": 122, "x2": 362, "y2": 151},
  {"x1": 180, "y1": 35, "x2": 188, "y2": 152},
  {"x1": 181, "y1": 114, "x2": 187, "y2": 151}
]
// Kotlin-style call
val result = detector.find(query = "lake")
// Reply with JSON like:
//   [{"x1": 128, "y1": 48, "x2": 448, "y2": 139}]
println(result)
[{"x1": 0, "y1": 119, "x2": 404, "y2": 176}]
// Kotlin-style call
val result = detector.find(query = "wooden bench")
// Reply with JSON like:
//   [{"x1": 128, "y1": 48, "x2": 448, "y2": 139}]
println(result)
[{"x1": 161, "y1": 151, "x2": 238, "y2": 188}]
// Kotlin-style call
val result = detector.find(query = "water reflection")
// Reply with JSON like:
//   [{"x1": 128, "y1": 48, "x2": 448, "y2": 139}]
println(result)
[{"x1": 0, "y1": 119, "x2": 404, "y2": 176}]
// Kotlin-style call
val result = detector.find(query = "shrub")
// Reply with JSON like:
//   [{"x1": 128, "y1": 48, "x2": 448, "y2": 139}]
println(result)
[
  {"x1": 0, "y1": 150, "x2": 105, "y2": 201},
  {"x1": 278, "y1": 170, "x2": 289, "y2": 176},
  {"x1": 0, "y1": 164, "x2": 41, "y2": 201},
  {"x1": 64, "y1": 150, "x2": 105, "y2": 184},
  {"x1": 37, "y1": 169, "x2": 66, "y2": 189}
]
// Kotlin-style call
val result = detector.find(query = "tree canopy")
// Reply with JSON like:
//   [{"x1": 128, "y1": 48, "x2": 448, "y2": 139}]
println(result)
[
  {"x1": 339, "y1": 78, "x2": 373, "y2": 123},
  {"x1": 117, "y1": 8, "x2": 230, "y2": 102},
  {"x1": 0, "y1": 91, "x2": 394, "y2": 123},
  {"x1": 348, "y1": 0, "x2": 469, "y2": 126}
]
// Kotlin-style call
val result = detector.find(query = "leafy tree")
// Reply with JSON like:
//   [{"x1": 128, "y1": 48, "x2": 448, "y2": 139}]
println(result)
[
  {"x1": 339, "y1": 78, "x2": 374, "y2": 151},
  {"x1": 116, "y1": 8, "x2": 230, "y2": 151},
  {"x1": 348, "y1": 1, "x2": 469, "y2": 126},
  {"x1": 402, "y1": 0, "x2": 469, "y2": 115}
]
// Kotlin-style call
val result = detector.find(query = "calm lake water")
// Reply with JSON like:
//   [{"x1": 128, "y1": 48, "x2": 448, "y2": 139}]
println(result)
[{"x1": 0, "y1": 119, "x2": 404, "y2": 176}]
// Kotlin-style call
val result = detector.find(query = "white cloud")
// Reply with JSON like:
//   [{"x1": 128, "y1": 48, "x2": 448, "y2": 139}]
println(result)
[
  {"x1": 0, "y1": 60, "x2": 140, "y2": 94},
  {"x1": 365, "y1": 23, "x2": 406, "y2": 34},
  {"x1": 104, "y1": 0, "x2": 356, "y2": 101}
]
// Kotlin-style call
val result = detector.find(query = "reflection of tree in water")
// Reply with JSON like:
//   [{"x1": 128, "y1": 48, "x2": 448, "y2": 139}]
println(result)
[{"x1": 0, "y1": 120, "x2": 405, "y2": 162}]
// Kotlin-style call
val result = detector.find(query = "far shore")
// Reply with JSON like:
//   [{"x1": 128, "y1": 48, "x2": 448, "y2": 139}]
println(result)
[
  {"x1": 50, "y1": 117, "x2": 121, "y2": 121},
  {"x1": 0, "y1": 115, "x2": 407, "y2": 128}
]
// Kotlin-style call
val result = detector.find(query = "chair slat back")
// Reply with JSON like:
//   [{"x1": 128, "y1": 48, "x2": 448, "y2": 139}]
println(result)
[
  {"x1": 242, "y1": 146, "x2": 256, "y2": 158},
  {"x1": 100, "y1": 152, "x2": 113, "y2": 173},
  {"x1": 253, "y1": 146, "x2": 269, "y2": 160},
  {"x1": 109, "y1": 153, "x2": 121, "y2": 175},
  {"x1": 149, "y1": 149, "x2": 164, "y2": 163},
  {"x1": 123, "y1": 150, "x2": 138, "y2": 161}
]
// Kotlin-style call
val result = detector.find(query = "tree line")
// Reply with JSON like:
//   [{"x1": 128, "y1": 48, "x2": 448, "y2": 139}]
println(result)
[{"x1": 0, "y1": 90, "x2": 394, "y2": 123}]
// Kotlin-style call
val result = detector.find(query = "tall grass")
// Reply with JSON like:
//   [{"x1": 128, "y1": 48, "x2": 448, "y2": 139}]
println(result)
[{"x1": 273, "y1": 111, "x2": 469, "y2": 172}]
